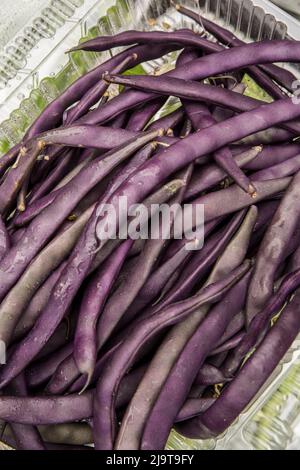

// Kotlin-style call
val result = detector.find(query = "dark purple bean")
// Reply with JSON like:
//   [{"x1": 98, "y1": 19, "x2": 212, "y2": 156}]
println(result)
[
  {"x1": 175, "y1": 398, "x2": 216, "y2": 423},
  {"x1": 40, "y1": 125, "x2": 142, "y2": 150},
  {"x1": 194, "y1": 364, "x2": 229, "y2": 386},
  {"x1": 74, "y1": 240, "x2": 133, "y2": 387},
  {"x1": 209, "y1": 331, "x2": 245, "y2": 357},
  {"x1": 27, "y1": 343, "x2": 73, "y2": 389},
  {"x1": 103, "y1": 72, "x2": 299, "y2": 135},
  {"x1": 237, "y1": 128, "x2": 293, "y2": 146},
  {"x1": 252, "y1": 153, "x2": 300, "y2": 181},
  {"x1": 69, "y1": 29, "x2": 221, "y2": 54},
  {"x1": 245, "y1": 144, "x2": 300, "y2": 171},
  {"x1": 126, "y1": 98, "x2": 166, "y2": 132},
  {"x1": 0, "y1": 392, "x2": 93, "y2": 425}
]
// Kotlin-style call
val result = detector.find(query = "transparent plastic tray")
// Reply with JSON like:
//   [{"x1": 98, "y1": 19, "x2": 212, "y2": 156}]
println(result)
[{"x1": 0, "y1": 0, "x2": 300, "y2": 451}]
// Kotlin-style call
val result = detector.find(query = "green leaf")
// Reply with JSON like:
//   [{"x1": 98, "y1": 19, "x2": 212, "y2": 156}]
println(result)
[{"x1": 242, "y1": 73, "x2": 273, "y2": 103}]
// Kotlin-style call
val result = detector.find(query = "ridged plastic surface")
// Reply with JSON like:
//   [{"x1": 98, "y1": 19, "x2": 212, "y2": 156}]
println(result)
[{"x1": 0, "y1": 0, "x2": 300, "y2": 451}]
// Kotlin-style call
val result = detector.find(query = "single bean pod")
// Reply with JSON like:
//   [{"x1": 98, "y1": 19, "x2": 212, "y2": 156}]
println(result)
[
  {"x1": 245, "y1": 144, "x2": 300, "y2": 171},
  {"x1": 103, "y1": 72, "x2": 299, "y2": 135},
  {"x1": 252, "y1": 153, "x2": 300, "y2": 182},
  {"x1": 126, "y1": 98, "x2": 167, "y2": 132},
  {"x1": 0, "y1": 392, "x2": 93, "y2": 425},
  {"x1": 176, "y1": 177, "x2": 290, "y2": 237},
  {"x1": 13, "y1": 262, "x2": 67, "y2": 341},
  {"x1": 27, "y1": 343, "x2": 73, "y2": 389},
  {"x1": 209, "y1": 331, "x2": 246, "y2": 357},
  {"x1": 194, "y1": 364, "x2": 229, "y2": 387},
  {"x1": 74, "y1": 240, "x2": 133, "y2": 389},
  {"x1": 68, "y1": 29, "x2": 222, "y2": 54}
]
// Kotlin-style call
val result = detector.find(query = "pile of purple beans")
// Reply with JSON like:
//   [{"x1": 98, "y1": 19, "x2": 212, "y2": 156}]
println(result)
[{"x1": 0, "y1": 3, "x2": 300, "y2": 450}]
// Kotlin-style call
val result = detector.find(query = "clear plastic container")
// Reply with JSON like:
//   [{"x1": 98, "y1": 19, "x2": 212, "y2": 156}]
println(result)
[{"x1": 0, "y1": 0, "x2": 300, "y2": 450}]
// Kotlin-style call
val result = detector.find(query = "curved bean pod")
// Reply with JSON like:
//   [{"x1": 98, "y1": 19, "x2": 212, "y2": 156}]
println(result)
[{"x1": 103, "y1": 73, "x2": 299, "y2": 135}]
